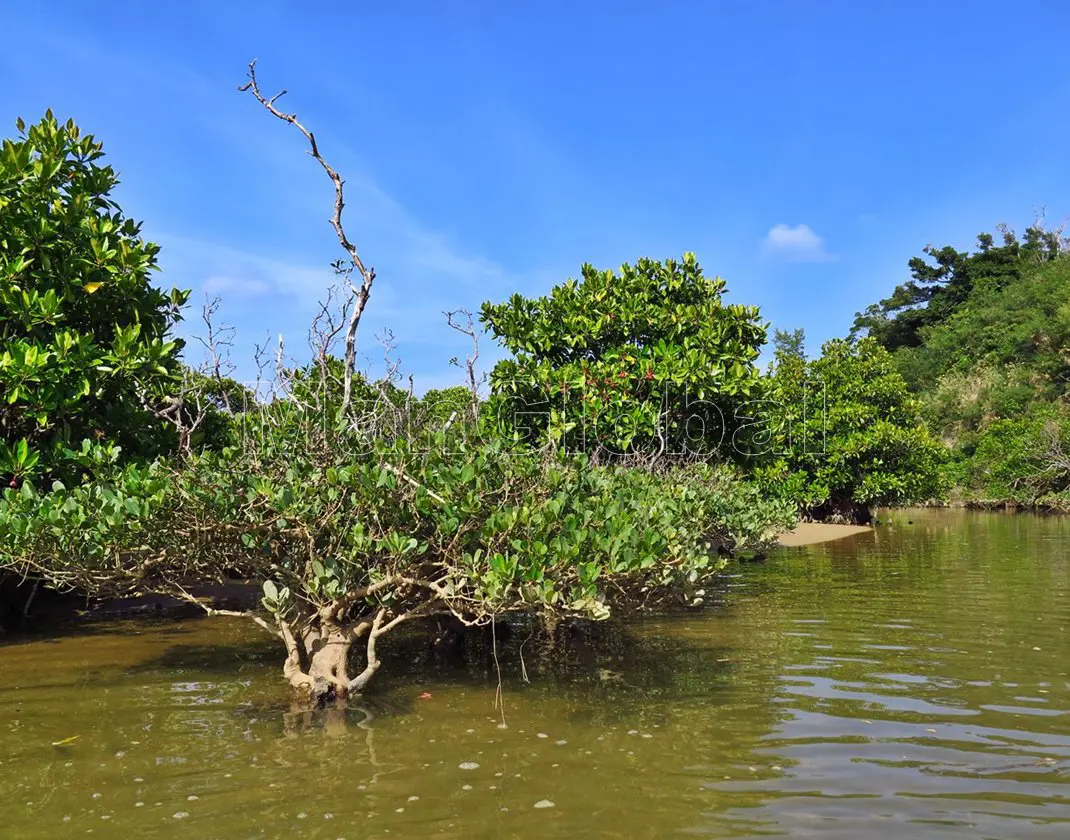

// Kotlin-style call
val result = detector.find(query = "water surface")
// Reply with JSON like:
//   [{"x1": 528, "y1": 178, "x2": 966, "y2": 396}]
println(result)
[{"x1": 1, "y1": 508, "x2": 1068, "y2": 838}]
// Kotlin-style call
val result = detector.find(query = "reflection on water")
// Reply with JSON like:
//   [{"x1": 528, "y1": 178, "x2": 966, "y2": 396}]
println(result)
[{"x1": 1, "y1": 509, "x2": 1068, "y2": 838}]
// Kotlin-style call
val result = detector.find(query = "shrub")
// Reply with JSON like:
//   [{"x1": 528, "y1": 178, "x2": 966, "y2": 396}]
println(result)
[
  {"x1": 481, "y1": 253, "x2": 766, "y2": 458},
  {"x1": 763, "y1": 337, "x2": 947, "y2": 521},
  {"x1": 0, "y1": 112, "x2": 188, "y2": 485},
  {"x1": 0, "y1": 382, "x2": 794, "y2": 701}
]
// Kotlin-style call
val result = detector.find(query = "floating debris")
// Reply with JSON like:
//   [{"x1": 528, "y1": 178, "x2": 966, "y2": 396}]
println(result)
[
  {"x1": 458, "y1": 762, "x2": 480, "y2": 770},
  {"x1": 534, "y1": 799, "x2": 555, "y2": 809}
]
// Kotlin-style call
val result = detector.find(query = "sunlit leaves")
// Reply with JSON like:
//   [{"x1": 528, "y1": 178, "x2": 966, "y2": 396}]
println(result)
[
  {"x1": 481, "y1": 253, "x2": 766, "y2": 455},
  {"x1": 1, "y1": 415, "x2": 794, "y2": 625},
  {"x1": 0, "y1": 113, "x2": 190, "y2": 484},
  {"x1": 761, "y1": 337, "x2": 947, "y2": 515}
]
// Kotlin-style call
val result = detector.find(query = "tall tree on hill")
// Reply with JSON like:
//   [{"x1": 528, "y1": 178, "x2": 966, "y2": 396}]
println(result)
[{"x1": 851, "y1": 224, "x2": 1065, "y2": 352}]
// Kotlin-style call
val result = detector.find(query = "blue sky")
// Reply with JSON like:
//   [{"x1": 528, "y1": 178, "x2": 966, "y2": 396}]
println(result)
[{"x1": 4, "y1": 1, "x2": 1070, "y2": 392}]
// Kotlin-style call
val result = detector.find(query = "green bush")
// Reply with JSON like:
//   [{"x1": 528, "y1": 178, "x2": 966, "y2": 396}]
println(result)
[
  {"x1": 954, "y1": 406, "x2": 1070, "y2": 503},
  {"x1": 0, "y1": 112, "x2": 188, "y2": 485},
  {"x1": 853, "y1": 224, "x2": 1070, "y2": 504},
  {"x1": 1, "y1": 381, "x2": 793, "y2": 699},
  {"x1": 481, "y1": 253, "x2": 766, "y2": 457},
  {"x1": 762, "y1": 337, "x2": 947, "y2": 520}
]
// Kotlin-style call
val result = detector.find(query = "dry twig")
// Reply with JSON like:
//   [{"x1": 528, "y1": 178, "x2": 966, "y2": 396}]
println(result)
[{"x1": 239, "y1": 59, "x2": 375, "y2": 414}]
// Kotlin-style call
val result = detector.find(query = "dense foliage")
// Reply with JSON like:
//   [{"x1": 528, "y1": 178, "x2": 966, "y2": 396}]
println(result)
[
  {"x1": 0, "y1": 113, "x2": 188, "y2": 485},
  {"x1": 9, "y1": 105, "x2": 981, "y2": 701},
  {"x1": 758, "y1": 336, "x2": 946, "y2": 521},
  {"x1": 0, "y1": 109, "x2": 795, "y2": 695},
  {"x1": 1, "y1": 389, "x2": 793, "y2": 696},
  {"x1": 851, "y1": 225, "x2": 1064, "y2": 352},
  {"x1": 481, "y1": 254, "x2": 766, "y2": 457},
  {"x1": 853, "y1": 224, "x2": 1070, "y2": 506}
]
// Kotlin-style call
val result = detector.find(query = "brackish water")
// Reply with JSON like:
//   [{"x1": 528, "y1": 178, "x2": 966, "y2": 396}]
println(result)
[{"x1": 1, "y1": 508, "x2": 1068, "y2": 839}]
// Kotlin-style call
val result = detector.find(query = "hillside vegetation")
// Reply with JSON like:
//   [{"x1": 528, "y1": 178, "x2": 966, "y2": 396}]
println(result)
[{"x1": 851, "y1": 223, "x2": 1070, "y2": 507}]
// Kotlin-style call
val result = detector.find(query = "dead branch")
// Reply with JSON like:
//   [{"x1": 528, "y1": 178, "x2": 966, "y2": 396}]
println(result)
[
  {"x1": 239, "y1": 59, "x2": 376, "y2": 415},
  {"x1": 195, "y1": 296, "x2": 236, "y2": 412},
  {"x1": 380, "y1": 462, "x2": 448, "y2": 504},
  {"x1": 445, "y1": 308, "x2": 485, "y2": 423},
  {"x1": 170, "y1": 583, "x2": 283, "y2": 639}
]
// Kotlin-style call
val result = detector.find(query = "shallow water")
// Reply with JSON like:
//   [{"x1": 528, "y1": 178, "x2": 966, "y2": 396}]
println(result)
[{"x1": 1, "y1": 508, "x2": 1068, "y2": 839}]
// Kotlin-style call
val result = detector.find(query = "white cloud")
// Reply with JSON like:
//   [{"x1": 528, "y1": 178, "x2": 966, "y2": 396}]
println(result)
[{"x1": 762, "y1": 223, "x2": 835, "y2": 262}]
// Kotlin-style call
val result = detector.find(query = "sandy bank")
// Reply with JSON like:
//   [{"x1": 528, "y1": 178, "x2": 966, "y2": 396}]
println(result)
[{"x1": 776, "y1": 522, "x2": 872, "y2": 547}]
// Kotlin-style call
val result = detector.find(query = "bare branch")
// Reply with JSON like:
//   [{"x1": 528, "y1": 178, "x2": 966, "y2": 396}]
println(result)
[
  {"x1": 195, "y1": 296, "x2": 237, "y2": 412},
  {"x1": 380, "y1": 462, "x2": 448, "y2": 505},
  {"x1": 170, "y1": 583, "x2": 282, "y2": 639},
  {"x1": 240, "y1": 59, "x2": 376, "y2": 414},
  {"x1": 445, "y1": 308, "x2": 485, "y2": 423}
]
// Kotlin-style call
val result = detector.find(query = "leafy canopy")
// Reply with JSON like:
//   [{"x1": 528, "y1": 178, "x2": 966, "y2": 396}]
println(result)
[
  {"x1": 0, "y1": 112, "x2": 188, "y2": 484},
  {"x1": 759, "y1": 336, "x2": 947, "y2": 518},
  {"x1": 852, "y1": 223, "x2": 1070, "y2": 505},
  {"x1": 852, "y1": 225, "x2": 1065, "y2": 352},
  {"x1": 0, "y1": 386, "x2": 794, "y2": 695},
  {"x1": 481, "y1": 253, "x2": 767, "y2": 456}
]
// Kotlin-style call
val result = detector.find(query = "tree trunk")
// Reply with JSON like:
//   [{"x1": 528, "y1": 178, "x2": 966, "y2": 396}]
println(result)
[
  {"x1": 305, "y1": 627, "x2": 353, "y2": 701},
  {"x1": 807, "y1": 497, "x2": 872, "y2": 525},
  {"x1": 279, "y1": 609, "x2": 386, "y2": 706}
]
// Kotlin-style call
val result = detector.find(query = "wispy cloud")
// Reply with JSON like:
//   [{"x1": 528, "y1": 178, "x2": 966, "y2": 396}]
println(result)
[
  {"x1": 344, "y1": 176, "x2": 508, "y2": 291},
  {"x1": 157, "y1": 234, "x2": 335, "y2": 301},
  {"x1": 201, "y1": 275, "x2": 283, "y2": 299},
  {"x1": 762, "y1": 223, "x2": 836, "y2": 262}
]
